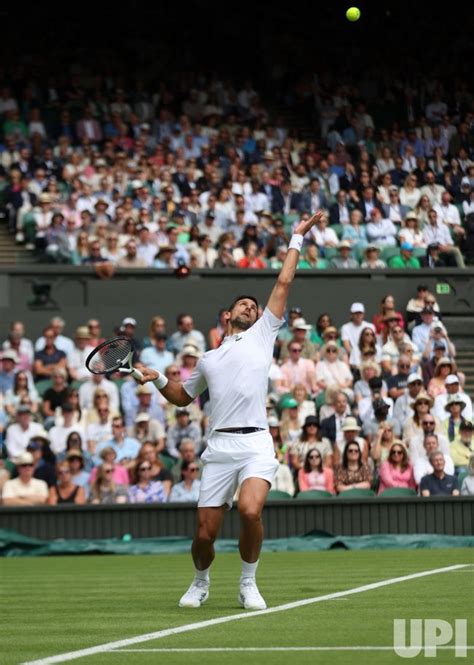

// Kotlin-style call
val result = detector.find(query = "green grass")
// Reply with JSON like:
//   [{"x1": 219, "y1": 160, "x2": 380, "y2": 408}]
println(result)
[{"x1": 1, "y1": 549, "x2": 473, "y2": 665}]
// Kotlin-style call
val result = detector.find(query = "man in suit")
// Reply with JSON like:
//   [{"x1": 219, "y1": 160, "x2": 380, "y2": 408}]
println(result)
[
  {"x1": 329, "y1": 190, "x2": 352, "y2": 225},
  {"x1": 319, "y1": 391, "x2": 351, "y2": 450},
  {"x1": 301, "y1": 178, "x2": 329, "y2": 215},
  {"x1": 420, "y1": 243, "x2": 447, "y2": 268},
  {"x1": 357, "y1": 186, "x2": 383, "y2": 222},
  {"x1": 271, "y1": 180, "x2": 302, "y2": 215}
]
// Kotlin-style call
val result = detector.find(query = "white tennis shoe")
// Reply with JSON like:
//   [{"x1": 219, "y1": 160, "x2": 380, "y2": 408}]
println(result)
[
  {"x1": 238, "y1": 578, "x2": 267, "y2": 610},
  {"x1": 179, "y1": 579, "x2": 209, "y2": 608}
]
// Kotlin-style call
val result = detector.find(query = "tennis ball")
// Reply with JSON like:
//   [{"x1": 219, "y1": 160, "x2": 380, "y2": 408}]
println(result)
[
  {"x1": 122, "y1": 533, "x2": 132, "y2": 542},
  {"x1": 346, "y1": 7, "x2": 361, "y2": 21}
]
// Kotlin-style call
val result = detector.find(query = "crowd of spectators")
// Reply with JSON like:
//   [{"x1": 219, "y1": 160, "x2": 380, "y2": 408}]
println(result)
[
  {"x1": 1, "y1": 282, "x2": 473, "y2": 506},
  {"x1": 1, "y1": 66, "x2": 474, "y2": 273}
]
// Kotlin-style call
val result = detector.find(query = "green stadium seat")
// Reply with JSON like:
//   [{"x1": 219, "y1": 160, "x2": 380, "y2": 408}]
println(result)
[
  {"x1": 457, "y1": 470, "x2": 468, "y2": 489},
  {"x1": 381, "y1": 247, "x2": 401, "y2": 264},
  {"x1": 34, "y1": 379, "x2": 53, "y2": 397},
  {"x1": 314, "y1": 390, "x2": 326, "y2": 414},
  {"x1": 266, "y1": 489, "x2": 293, "y2": 501},
  {"x1": 159, "y1": 454, "x2": 176, "y2": 471},
  {"x1": 323, "y1": 247, "x2": 339, "y2": 262},
  {"x1": 331, "y1": 224, "x2": 344, "y2": 239},
  {"x1": 378, "y1": 487, "x2": 418, "y2": 498},
  {"x1": 336, "y1": 488, "x2": 375, "y2": 498},
  {"x1": 296, "y1": 489, "x2": 333, "y2": 500}
]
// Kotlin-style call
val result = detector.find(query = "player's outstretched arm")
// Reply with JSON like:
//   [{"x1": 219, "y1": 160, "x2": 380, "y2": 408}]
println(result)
[
  {"x1": 267, "y1": 211, "x2": 323, "y2": 319},
  {"x1": 136, "y1": 367, "x2": 193, "y2": 407}
]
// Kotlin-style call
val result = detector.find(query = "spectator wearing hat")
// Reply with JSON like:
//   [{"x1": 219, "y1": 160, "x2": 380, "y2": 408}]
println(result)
[
  {"x1": 419, "y1": 448, "x2": 459, "y2": 496},
  {"x1": 133, "y1": 412, "x2": 165, "y2": 450},
  {"x1": 68, "y1": 327, "x2": 95, "y2": 382},
  {"x1": 94, "y1": 416, "x2": 140, "y2": 468},
  {"x1": 279, "y1": 396, "x2": 302, "y2": 446},
  {"x1": 329, "y1": 241, "x2": 359, "y2": 269},
  {"x1": 389, "y1": 242, "x2": 421, "y2": 268},
  {"x1": 166, "y1": 407, "x2": 202, "y2": 458},
  {"x1": 178, "y1": 344, "x2": 203, "y2": 382},
  {"x1": 21, "y1": 434, "x2": 57, "y2": 487},
  {"x1": 5, "y1": 404, "x2": 46, "y2": 458},
  {"x1": 360, "y1": 245, "x2": 386, "y2": 269},
  {"x1": 433, "y1": 375, "x2": 472, "y2": 422},
  {"x1": 334, "y1": 441, "x2": 373, "y2": 494},
  {"x1": 393, "y1": 374, "x2": 424, "y2": 432},
  {"x1": 398, "y1": 212, "x2": 424, "y2": 249},
  {"x1": 0, "y1": 349, "x2": 19, "y2": 395},
  {"x1": 341, "y1": 302, "x2": 376, "y2": 370},
  {"x1": 140, "y1": 332, "x2": 174, "y2": 374},
  {"x1": 168, "y1": 313, "x2": 206, "y2": 356},
  {"x1": 2, "y1": 320, "x2": 34, "y2": 372},
  {"x1": 288, "y1": 415, "x2": 332, "y2": 472},
  {"x1": 450, "y1": 422, "x2": 474, "y2": 474},
  {"x1": 427, "y1": 357, "x2": 457, "y2": 399},
  {"x1": 361, "y1": 394, "x2": 400, "y2": 443},
  {"x1": 2, "y1": 452, "x2": 49, "y2": 506},
  {"x1": 65, "y1": 449, "x2": 91, "y2": 497},
  {"x1": 372, "y1": 294, "x2": 405, "y2": 341},
  {"x1": 420, "y1": 241, "x2": 447, "y2": 268},
  {"x1": 442, "y1": 395, "x2": 468, "y2": 447},
  {"x1": 121, "y1": 382, "x2": 165, "y2": 430},
  {"x1": 279, "y1": 318, "x2": 318, "y2": 362},
  {"x1": 32, "y1": 326, "x2": 68, "y2": 381}
]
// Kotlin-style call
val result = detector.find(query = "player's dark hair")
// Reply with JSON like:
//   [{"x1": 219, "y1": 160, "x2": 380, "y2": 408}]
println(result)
[{"x1": 228, "y1": 295, "x2": 259, "y2": 312}]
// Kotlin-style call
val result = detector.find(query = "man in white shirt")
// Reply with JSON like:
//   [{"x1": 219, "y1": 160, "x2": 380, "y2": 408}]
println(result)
[
  {"x1": 341, "y1": 302, "x2": 376, "y2": 368},
  {"x1": 420, "y1": 171, "x2": 445, "y2": 205},
  {"x1": 433, "y1": 191, "x2": 465, "y2": 240},
  {"x1": 49, "y1": 404, "x2": 84, "y2": 454},
  {"x1": 35, "y1": 316, "x2": 75, "y2": 361},
  {"x1": 5, "y1": 405, "x2": 46, "y2": 458},
  {"x1": 2, "y1": 452, "x2": 48, "y2": 506},
  {"x1": 366, "y1": 208, "x2": 397, "y2": 247},
  {"x1": 413, "y1": 434, "x2": 454, "y2": 485},
  {"x1": 137, "y1": 211, "x2": 322, "y2": 611},
  {"x1": 433, "y1": 374, "x2": 473, "y2": 422},
  {"x1": 68, "y1": 327, "x2": 95, "y2": 382}
]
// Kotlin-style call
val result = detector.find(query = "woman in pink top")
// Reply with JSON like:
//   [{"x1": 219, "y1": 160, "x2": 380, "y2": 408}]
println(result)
[
  {"x1": 89, "y1": 446, "x2": 130, "y2": 486},
  {"x1": 377, "y1": 442, "x2": 416, "y2": 495},
  {"x1": 298, "y1": 448, "x2": 335, "y2": 494}
]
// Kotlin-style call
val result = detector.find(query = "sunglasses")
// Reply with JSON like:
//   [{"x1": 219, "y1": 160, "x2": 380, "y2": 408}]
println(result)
[
  {"x1": 169, "y1": 370, "x2": 181, "y2": 375},
  {"x1": 309, "y1": 454, "x2": 321, "y2": 459},
  {"x1": 422, "y1": 421, "x2": 435, "y2": 426},
  {"x1": 139, "y1": 466, "x2": 151, "y2": 471},
  {"x1": 391, "y1": 450, "x2": 403, "y2": 456},
  {"x1": 20, "y1": 464, "x2": 34, "y2": 468},
  {"x1": 327, "y1": 348, "x2": 338, "y2": 354},
  {"x1": 58, "y1": 469, "x2": 71, "y2": 475},
  {"x1": 347, "y1": 448, "x2": 360, "y2": 453},
  {"x1": 103, "y1": 468, "x2": 114, "y2": 473},
  {"x1": 188, "y1": 467, "x2": 199, "y2": 472},
  {"x1": 399, "y1": 364, "x2": 410, "y2": 369}
]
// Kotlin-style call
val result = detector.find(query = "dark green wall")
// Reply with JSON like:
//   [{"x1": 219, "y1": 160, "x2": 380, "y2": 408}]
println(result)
[{"x1": 1, "y1": 268, "x2": 473, "y2": 340}]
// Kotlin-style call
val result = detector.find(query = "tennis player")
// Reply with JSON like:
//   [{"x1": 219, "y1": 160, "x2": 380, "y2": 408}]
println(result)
[{"x1": 138, "y1": 211, "x2": 322, "y2": 610}]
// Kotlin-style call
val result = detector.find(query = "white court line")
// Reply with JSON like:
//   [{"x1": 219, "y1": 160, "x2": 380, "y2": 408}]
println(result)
[
  {"x1": 21, "y1": 564, "x2": 468, "y2": 665},
  {"x1": 119, "y1": 646, "x2": 474, "y2": 652}
]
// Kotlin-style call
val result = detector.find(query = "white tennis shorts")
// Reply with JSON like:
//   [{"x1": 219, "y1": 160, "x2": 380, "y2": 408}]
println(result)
[{"x1": 198, "y1": 429, "x2": 279, "y2": 509}]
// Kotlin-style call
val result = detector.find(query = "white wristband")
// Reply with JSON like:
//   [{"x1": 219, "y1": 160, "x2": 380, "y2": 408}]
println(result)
[
  {"x1": 153, "y1": 374, "x2": 169, "y2": 390},
  {"x1": 289, "y1": 234, "x2": 304, "y2": 252}
]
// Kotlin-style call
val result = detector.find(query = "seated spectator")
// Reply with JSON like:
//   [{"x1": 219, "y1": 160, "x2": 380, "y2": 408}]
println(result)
[
  {"x1": 360, "y1": 244, "x2": 386, "y2": 269},
  {"x1": 341, "y1": 303, "x2": 376, "y2": 370},
  {"x1": 117, "y1": 239, "x2": 148, "y2": 268},
  {"x1": 95, "y1": 416, "x2": 140, "y2": 468},
  {"x1": 122, "y1": 382, "x2": 165, "y2": 430},
  {"x1": 405, "y1": 284, "x2": 431, "y2": 327},
  {"x1": 412, "y1": 306, "x2": 438, "y2": 354},
  {"x1": 142, "y1": 316, "x2": 167, "y2": 350},
  {"x1": 68, "y1": 327, "x2": 95, "y2": 382},
  {"x1": 35, "y1": 317, "x2": 74, "y2": 359},
  {"x1": 461, "y1": 454, "x2": 474, "y2": 495},
  {"x1": 169, "y1": 460, "x2": 201, "y2": 502},
  {"x1": 329, "y1": 241, "x2": 359, "y2": 269},
  {"x1": 89, "y1": 463, "x2": 128, "y2": 504},
  {"x1": 166, "y1": 407, "x2": 202, "y2": 458},
  {"x1": 137, "y1": 441, "x2": 173, "y2": 495},
  {"x1": 85, "y1": 403, "x2": 113, "y2": 454},
  {"x1": 389, "y1": 242, "x2": 421, "y2": 269},
  {"x1": 398, "y1": 212, "x2": 424, "y2": 249},
  {"x1": 442, "y1": 395, "x2": 469, "y2": 446},
  {"x1": 403, "y1": 392, "x2": 435, "y2": 446},
  {"x1": 386, "y1": 356, "x2": 412, "y2": 401},
  {"x1": 289, "y1": 415, "x2": 333, "y2": 472},
  {"x1": 420, "y1": 242, "x2": 447, "y2": 268},
  {"x1": 414, "y1": 434, "x2": 455, "y2": 485},
  {"x1": 366, "y1": 208, "x2": 397, "y2": 247},
  {"x1": 334, "y1": 441, "x2": 373, "y2": 494},
  {"x1": 297, "y1": 242, "x2": 328, "y2": 269},
  {"x1": 450, "y1": 421, "x2": 474, "y2": 473},
  {"x1": 371, "y1": 422, "x2": 398, "y2": 466},
  {"x1": 133, "y1": 413, "x2": 165, "y2": 450},
  {"x1": 427, "y1": 357, "x2": 456, "y2": 399},
  {"x1": 341, "y1": 210, "x2": 368, "y2": 251},
  {"x1": 21, "y1": 435, "x2": 57, "y2": 487},
  {"x1": 178, "y1": 343, "x2": 202, "y2": 382},
  {"x1": 280, "y1": 342, "x2": 317, "y2": 395},
  {"x1": 47, "y1": 461, "x2": 86, "y2": 505},
  {"x1": 49, "y1": 403, "x2": 84, "y2": 454},
  {"x1": 433, "y1": 374, "x2": 472, "y2": 422},
  {"x1": 315, "y1": 342, "x2": 353, "y2": 394},
  {"x1": 237, "y1": 241, "x2": 266, "y2": 269},
  {"x1": 279, "y1": 317, "x2": 319, "y2": 362},
  {"x1": 319, "y1": 390, "x2": 351, "y2": 449},
  {"x1": 0, "y1": 349, "x2": 18, "y2": 395},
  {"x1": 128, "y1": 458, "x2": 168, "y2": 504},
  {"x1": 79, "y1": 373, "x2": 120, "y2": 413},
  {"x1": 2, "y1": 320, "x2": 34, "y2": 372},
  {"x1": 381, "y1": 326, "x2": 416, "y2": 372},
  {"x1": 170, "y1": 438, "x2": 202, "y2": 484},
  {"x1": 309, "y1": 213, "x2": 338, "y2": 251},
  {"x1": 422, "y1": 208, "x2": 464, "y2": 267},
  {"x1": 208, "y1": 309, "x2": 230, "y2": 350},
  {"x1": 42, "y1": 368, "x2": 69, "y2": 423},
  {"x1": 291, "y1": 384, "x2": 317, "y2": 426},
  {"x1": 5, "y1": 404, "x2": 46, "y2": 458},
  {"x1": 362, "y1": 396, "x2": 400, "y2": 443},
  {"x1": 420, "y1": 450, "x2": 459, "y2": 496},
  {"x1": 377, "y1": 442, "x2": 416, "y2": 495},
  {"x1": 65, "y1": 448, "x2": 91, "y2": 497},
  {"x1": 354, "y1": 363, "x2": 387, "y2": 404},
  {"x1": 32, "y1": 326, "x2": 67, "y2": 381},
  {"x1": 297, "y1": 448, "x2": 335, "y2": 494},
  {"x1": 58, "y1": 387, "x2": 86, "y2": 430},
  {"x1": 168, "y1": 313, "x2": 206, "y2": 355},
  {"x1": 393, "y1": 374, "x2": 424, "y2": 432},
  {"x1": 2, "y1": 451, "x2": 49, "y2": 506},
  {"x1": 372, "y1": 294, "x2": 405, "y2": 340},
  {"x1": 3, "y1": 370, "x2": 40, "y2": 419}
]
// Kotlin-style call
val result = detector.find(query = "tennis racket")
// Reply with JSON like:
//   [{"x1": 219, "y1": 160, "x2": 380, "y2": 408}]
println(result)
[{"x1": 85, "y1": 336, "x2": 144, "y2": 381}]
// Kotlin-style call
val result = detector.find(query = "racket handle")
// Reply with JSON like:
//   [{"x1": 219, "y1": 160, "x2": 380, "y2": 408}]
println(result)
[{"x1": 131, "y1": 367, "x2": 144, "y2": 381}]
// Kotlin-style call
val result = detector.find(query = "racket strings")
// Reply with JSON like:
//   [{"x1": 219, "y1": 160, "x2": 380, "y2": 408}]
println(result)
[{"x1": 88, "y1": 338, "x2": 131, "y2": 373}]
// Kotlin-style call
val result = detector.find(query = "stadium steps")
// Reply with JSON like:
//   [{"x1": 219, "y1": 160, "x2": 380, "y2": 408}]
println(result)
[
  {"x1": 454, "y1": 348, "x2": 474, "y2": 399},
  {"x1": 0, "y1": 222, "x2": 37, "y2": 266}
]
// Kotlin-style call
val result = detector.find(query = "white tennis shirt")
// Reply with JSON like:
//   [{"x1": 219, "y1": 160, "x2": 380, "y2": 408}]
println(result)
[{"x1": 184, "y1": 307, "x2": 283, "y2": 434}]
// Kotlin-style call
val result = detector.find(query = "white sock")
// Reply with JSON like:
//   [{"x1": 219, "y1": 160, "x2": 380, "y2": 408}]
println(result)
[
  {"x1": 240, "y1": 559, "x2": 259, "y2": 581},
  {"x1": 194, "y1": 566, "x2": 210, "y2": 584}
]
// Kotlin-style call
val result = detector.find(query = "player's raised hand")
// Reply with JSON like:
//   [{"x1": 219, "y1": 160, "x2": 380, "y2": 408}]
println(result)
[
  {"x1": 294, "y1": 210, "x2": 324, "y2": 236},
  {"x1": 135, "y1": 366, "x2": 159, "y2": 384}
]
